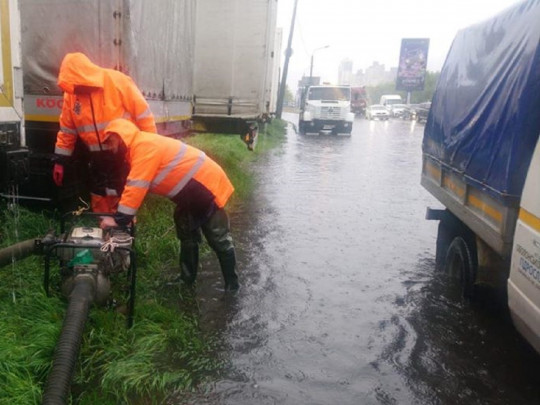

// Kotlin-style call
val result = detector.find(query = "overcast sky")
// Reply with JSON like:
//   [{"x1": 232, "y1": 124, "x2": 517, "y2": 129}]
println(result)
[{"x1": 276, "y1": 0, "x2": 523, "y2": 90}]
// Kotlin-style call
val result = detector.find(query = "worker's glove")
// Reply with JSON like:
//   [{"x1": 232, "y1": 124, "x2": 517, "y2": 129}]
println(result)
[
  {"x1": 52, "y1": 163, "x2": 64, "y2": 186},
  {"x1": 99, "y1": 216, "x2": 119, "y2": 229}
]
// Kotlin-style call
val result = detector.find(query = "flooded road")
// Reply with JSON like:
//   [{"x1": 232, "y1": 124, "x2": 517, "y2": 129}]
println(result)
[{"x1": 189, "y1": 114, "x2": 540, "y2": 404}]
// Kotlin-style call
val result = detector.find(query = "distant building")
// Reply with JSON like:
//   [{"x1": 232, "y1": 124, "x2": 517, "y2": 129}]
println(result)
[
  {"x1": 338, "y1": 58, "x2": 353, "y2": 85},
  {"x1": 365, "y1": 62, "x2": 386, "y2": 85},
  {"x1": 348, "y1": 61, "x2": 397, "y2": 86},
  {"x1": 350, "y1": 69, "x2": 364, "y2": 86}
]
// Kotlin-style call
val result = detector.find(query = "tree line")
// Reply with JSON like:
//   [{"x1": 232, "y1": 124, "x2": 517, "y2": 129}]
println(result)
[{"x1": 365, "y1": 71, "x2": 440, "y2": 105}]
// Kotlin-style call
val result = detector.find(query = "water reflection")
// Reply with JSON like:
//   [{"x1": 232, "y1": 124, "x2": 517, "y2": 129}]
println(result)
[
  {"x1": 178, "y1": 115, "x2": 540, "y2": 405},
  {"x1": 373, "y1": 257, "x2": 540, "y2": 404}
]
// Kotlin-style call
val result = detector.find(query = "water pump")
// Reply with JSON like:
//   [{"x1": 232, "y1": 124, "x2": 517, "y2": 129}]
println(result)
[
  {"x1": 40, "y1": 213, "x2": 137, "y2": 405},
  {"x1": 56, "y1": 226, "x2": 133, "y2": 305}
]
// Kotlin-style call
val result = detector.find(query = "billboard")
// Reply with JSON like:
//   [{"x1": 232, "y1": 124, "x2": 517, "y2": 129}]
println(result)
[{"x1": 396, "y1": 38, "x2": 429, "y2": 91}]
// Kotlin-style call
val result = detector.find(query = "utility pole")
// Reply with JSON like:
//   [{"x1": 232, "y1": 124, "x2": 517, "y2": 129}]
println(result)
[{"x1": 276, "y1": 0, "x2": 299, "y2": 119}]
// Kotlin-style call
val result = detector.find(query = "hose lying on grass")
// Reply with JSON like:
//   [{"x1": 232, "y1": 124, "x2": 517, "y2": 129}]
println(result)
[
  {"x1": 0, "y1": 239, "x2": 36, "y2": 268},
  {"x1": 42, "y1": 276, "x2": 95, "y2": 405}
]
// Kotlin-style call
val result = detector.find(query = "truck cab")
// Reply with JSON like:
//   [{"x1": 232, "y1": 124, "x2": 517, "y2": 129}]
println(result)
[
  {"x1": 509, "y1": 137, "x2": 540, "y2": 354},
  {"x1": 351, "y1": 86, "x2": 368, "y2": 116},
  {"x1": 298, "y1": 85, "x2": 354, "y2": 135}
]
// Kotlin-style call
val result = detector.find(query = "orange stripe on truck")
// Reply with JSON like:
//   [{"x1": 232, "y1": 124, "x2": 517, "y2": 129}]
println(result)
[
  {"x1": 519, "y1": 208, "x2": 540, "y2": 233},
  {"x1": 467, "y1": 194, "x2": 503, "y2": 224}
]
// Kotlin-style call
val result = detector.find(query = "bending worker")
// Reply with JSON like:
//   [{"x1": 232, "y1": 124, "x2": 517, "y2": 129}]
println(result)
[
  {"x1": 99, "y1": 119, "x2": 240, "y2": 292},
  {"x1": 52, "y1": 52, "x2": 157, "y2": 213}
]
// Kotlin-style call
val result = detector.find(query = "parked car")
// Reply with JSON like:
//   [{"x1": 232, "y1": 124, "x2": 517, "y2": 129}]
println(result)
[
  {"x1": 401, "y1": 104, "x2": 418, "y2": 120},
  {"x1": 366, "y1": 104, "x2": 390, "y2": 120},
  {"x1": 389, "y1": 103, "x2": 408, "y2": 118},
  {"x1": 414, "y1": 102, "x2": 431, "y2": 122},
  {"x1": 401, "y1": 102, "x2": 431, "y2": 122}
]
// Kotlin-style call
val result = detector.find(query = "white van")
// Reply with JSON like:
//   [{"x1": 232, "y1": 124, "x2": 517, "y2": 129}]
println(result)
[{"x1": 380, "y1": 94, "x2": 403, "y2": 110}]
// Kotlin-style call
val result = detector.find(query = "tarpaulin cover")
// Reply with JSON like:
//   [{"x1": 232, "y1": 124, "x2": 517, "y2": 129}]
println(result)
[
  {"x1": 20, "y1": 0, "x2": 194, "y2": 100},
  {"x1": 423, "y1": 0, "x2": 540, "y2": 202}
]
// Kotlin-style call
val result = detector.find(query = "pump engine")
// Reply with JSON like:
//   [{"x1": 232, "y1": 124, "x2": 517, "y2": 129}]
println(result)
[{"x1": 56, "y1": 226, "x2": 133, "y2": 305}]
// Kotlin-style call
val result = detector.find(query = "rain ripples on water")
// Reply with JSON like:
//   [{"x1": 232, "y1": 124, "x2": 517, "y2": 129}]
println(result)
[{"x1": 179, "y1": 115, "x2": 540, "y2": 405}]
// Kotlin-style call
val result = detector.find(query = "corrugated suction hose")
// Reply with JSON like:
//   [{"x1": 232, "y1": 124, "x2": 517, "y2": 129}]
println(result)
[
  {"x1": 42, "y1": 277, "x2": 95, "y2": 405},
  {"x1": 0, "y1": 239, "x2": 35, "y2": 268}
]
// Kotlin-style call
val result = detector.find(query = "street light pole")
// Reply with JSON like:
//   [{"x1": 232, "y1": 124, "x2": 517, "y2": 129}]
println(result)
[
  {"x1": 309, "y1": 54, "x2": 314, "y2": 84},
  {"x1": 276, "y1": 0, "x2": 299, "y2": 119},
  {"x1": 309, "y1": 45, "x2": 330, "y2": 86}
]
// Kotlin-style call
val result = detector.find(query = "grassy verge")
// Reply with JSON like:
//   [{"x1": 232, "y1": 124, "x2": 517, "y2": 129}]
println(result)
[{"x1": 0, "y1": 119, "x2": 287, "y2": 404}]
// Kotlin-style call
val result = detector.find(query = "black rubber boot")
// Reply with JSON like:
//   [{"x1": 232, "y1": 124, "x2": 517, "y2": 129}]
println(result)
[
  {"x1": 179, "y1": 242, "x2": 199, "y2": 285},
  {"x1": 218, "y1": 248, "x2": 239, "y2": 292}
]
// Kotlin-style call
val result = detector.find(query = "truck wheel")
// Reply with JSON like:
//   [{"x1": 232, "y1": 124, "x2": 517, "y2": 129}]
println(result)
[
  {"x1": 298, "y1": 120, "x2": 305, "y2": 134},
  {"x1": 337, "y1": 125, "x2": 353, "y2": 136},
  {"x1": 444, "y1": 236, "x2": 477, "y2": 298}
]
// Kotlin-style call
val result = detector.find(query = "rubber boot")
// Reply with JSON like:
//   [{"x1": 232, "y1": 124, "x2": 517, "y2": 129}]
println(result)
[
  {"x1": 218, "y1": 248, "x2": 239, "y2": 292},
  {"x1": 180, "y1": 242, "x2": 199, "y2": 285}
]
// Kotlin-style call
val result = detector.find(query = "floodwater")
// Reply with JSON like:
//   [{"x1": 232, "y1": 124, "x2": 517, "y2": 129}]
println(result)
[{"x1": 181, "y1": 114, "x2": 540, "y2": 405}]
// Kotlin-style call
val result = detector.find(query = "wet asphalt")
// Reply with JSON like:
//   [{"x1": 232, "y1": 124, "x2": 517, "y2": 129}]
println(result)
[{"x1": 181, "y1": 113, "x2": 540, "y2": 405}]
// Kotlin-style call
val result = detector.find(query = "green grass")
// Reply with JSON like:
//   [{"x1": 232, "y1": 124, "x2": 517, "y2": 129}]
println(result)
[
  {"x1": 184, "y1": 119, "x2": 287, "y2": 206},
  {"x1": 0, "y1": 118, "x2": 287, "y2": 404}
]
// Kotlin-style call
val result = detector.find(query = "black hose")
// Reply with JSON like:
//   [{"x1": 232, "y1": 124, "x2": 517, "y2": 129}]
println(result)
[
  {"x1": 42, "y1": 277, "x2": 95, "y2": 405},
  {"x1": 0, "y1": 238, "x2": 35, "y2": 268}
]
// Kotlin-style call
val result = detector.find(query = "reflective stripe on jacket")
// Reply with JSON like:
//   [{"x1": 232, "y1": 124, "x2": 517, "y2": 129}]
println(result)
[
  {"x1": 55, "y1": 53, "x2": 156, "y2": 157},
  {"x1": 104, "y1": 119, "x2": 234, "y2": 216}
]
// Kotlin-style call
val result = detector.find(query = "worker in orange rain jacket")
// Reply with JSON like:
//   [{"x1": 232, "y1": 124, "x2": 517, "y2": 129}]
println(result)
[
  {"x1": 99, "y1": 118, "x2": 240, "y2": 292},
  {"x1": 52, "y1": 52, "x2": 157, "y2": 213}
]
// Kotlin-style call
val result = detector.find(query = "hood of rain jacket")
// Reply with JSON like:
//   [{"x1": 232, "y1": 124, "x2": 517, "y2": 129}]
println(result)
[{"x1": 57, "y1": 52, "x2": 105, "y2": 94}]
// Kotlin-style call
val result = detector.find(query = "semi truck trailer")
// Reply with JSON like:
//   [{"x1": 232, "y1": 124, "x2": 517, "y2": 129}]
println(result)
[
  {"x1": 192, "y1": 0, "x2": 279, "y2": 139},
  {"x1": 0, "y1": 0, "x2": 195, "y2": 205},
  {"x1": 421, "y1": 0, "x2": 540, "y2": 353},
  {"x1": 21, "y1": 0, "x2": 194, "y2": 139},
  {"x1": 1, "y1": 0, "x2": 278, "y2": 203}
]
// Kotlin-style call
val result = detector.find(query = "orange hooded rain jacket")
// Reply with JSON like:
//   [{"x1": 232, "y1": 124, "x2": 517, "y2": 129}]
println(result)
[
  {"x1": 104, "y1": 119, "x2": 234, "y2": 219},
  {"x1": 55, "y1": 53, "x2": 156, "y2": 158}
]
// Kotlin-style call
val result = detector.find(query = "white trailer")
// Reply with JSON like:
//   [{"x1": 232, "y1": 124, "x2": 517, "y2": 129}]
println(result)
[
  {"x1": 192, "y1": 0, "x2": 279, "y2": 138},
  {"x1": 2, "y1": 1, "x2": 280, "y2": 201},
  {"x1": 20, "y1": 0, "x2": 194, "y2": 140},
  {"x1": 2, "y1": 0, "x2": 195, "y2": 203}
]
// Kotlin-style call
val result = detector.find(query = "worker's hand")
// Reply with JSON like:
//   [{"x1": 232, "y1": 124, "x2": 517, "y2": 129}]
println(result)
[
  {"x1": 100, "y1": 216, "x2": 118, "y2": 229},
  {"x1": 52, "y1": 163, "x2": 64, "y2": 186}
]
